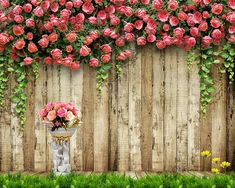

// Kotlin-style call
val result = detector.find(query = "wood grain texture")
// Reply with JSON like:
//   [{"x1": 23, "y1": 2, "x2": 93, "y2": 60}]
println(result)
[
  {"x1": 164, "y1": 47, "x2": 177, "y2": 172},
  {"x1": 34, "y1": 64, "x2": 47, "y2": 171},
  {"x1": 82, "y1": 66, "x2": 95, "y2": 171},
  {"x1": 141, "y1": 45, "x2": 153, "y2": 171},
  {"x1": 176, "y1": 49, "x2": 189, "y2": 171},
  {"x1": 188, "y1": 64, "x2": 200, "y2": 171},
  {"x1": 129, "y1": 47, "x2": 142, "y2": 171},
  {"x1": 152, "y1": 49, "x2": 165, "y2": 172},
  {"x1": 117, "y1": 63, "x2": 130, "y2": 171}
]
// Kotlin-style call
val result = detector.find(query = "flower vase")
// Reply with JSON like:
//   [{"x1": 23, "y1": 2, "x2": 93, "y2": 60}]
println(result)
[{"x1": 49, "y1": 127, "x2": 77, "y2": 175}]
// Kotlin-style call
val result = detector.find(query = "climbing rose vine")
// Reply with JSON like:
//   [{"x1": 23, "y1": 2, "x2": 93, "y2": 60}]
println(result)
[{"x1": 0, "y1": 0, "x2": 235, "y2": 125}]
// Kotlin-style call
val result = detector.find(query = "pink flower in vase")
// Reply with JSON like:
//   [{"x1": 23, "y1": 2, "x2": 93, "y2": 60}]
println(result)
[
  {"x1": 47, "y1": 110, "x2": 57, "y2": 121},
  {"x1": 57, "y1": 107, "x2": 67, "y2": 117},
  {"x1": 39, "y1": 108, "x2": 48, "y2": 118},
  {"x1": 65, "y1": 102, "x2": 74, "y2": 111},
  {"x1": 65, "y1": 111, "x2": 75, "y2": 121}
]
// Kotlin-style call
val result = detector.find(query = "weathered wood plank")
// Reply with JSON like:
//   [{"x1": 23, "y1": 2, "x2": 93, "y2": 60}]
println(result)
[
  {"x1": 34, "y1": 64, "x2": 47, "y2": 172},
  {"x1": 211, "y1": 64, "x2": 227, "y2": 163},
  {"x1": 24, "y1": 74, "x2": 35, "y2": 171},
  {"x1": 0, "y1": 80, "x2": 12, "y2": 171},
  {"x1": 94, "y1": 79, "x2": 109, "y2": 172},
  {"x1": 11, "y1": 78, "x2": 24, "y2": 171},
  {"x1": 141, "y1": 45, "x2": 153, "y2": 171},
  {"x1": 117, "y1": 63, "x2": 129, "y2": 171},
  {"x1": 152, "y1": 49, "x2": 165, "y2": 172},
  {"x1": 188, "y1": 63, "x2": 201, "y2": 171},
  {"x1": 109, "y1": 61, "x2": 118, "y2": 171},
  {"x1": 129, "y1": 47, "x2": 142, "y2": 171},
  {"x1": 46, "y1": 65, "x2": 60, "y2": 171},
  {"x1": 164, "y1": 47, "x2": 178, "y2": 171},
  {"x1": 176, "y1": 49, "x2": 189, "y2": 171},
  {"x1": 70, "y1": 66, "x2": 83, "y2": 171},
  {"x1": 82, "y1": 66, "x2": 95, "y2": 171}
]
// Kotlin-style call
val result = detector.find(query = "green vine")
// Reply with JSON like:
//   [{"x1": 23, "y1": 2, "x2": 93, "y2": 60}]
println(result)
[{"x1": 96, "y1": 63, "x2": 112, "y2": 94}]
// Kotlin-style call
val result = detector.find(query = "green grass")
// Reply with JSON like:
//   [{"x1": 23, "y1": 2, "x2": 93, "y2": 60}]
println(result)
[{"x1": 0, "y1": 173, "x2": 235, "y2": 188}]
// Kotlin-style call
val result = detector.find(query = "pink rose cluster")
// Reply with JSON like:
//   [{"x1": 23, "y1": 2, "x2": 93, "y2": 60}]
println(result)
[
  {"x1": 0, "y1": 0, "x2": 235, "y2": 68},
  {"x1": 39, "y1": 102, "x2": 79, "y2": 128}
]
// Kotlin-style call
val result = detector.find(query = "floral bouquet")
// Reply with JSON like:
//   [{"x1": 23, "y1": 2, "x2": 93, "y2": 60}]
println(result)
[{"x1": 39, "y1": 102, "x2": 80, "y2": 131}]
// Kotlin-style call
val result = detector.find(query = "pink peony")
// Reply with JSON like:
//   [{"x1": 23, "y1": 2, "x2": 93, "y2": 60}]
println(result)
[{"x1": 57, "y1": 107, "x2": 67, "y2": 118}]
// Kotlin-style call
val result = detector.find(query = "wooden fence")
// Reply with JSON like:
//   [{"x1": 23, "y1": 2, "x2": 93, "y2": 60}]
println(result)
[{"x1": 0, "y1": 46, "x2": 234, "y2": 172}]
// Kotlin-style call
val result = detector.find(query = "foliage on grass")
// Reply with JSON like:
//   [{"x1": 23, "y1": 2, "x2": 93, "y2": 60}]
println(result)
[{"x1": 0, "y1": 173, "x2": 235, "y2": 188}]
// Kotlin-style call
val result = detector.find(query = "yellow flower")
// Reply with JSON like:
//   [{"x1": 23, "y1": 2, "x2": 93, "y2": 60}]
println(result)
[
  {"x1": 212, "y1": 157, "x2": 220, "y2": 164},
  {"x1": 212, "y1": 168, "x2": 220, "y2": 174},
  {"x1": 201, "y1": 150, "x2": 211, "y2": 158},
  {"x1": 220, "y1": 161, "x2": 231, "y2": 169}
]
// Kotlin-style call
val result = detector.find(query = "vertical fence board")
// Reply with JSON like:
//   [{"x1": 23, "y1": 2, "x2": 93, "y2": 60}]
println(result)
[
  {"x1": 188, "y1": 63, "x2": 200, "y2": 170},
  {"x1": 176, "y1": 49, "x2": 189, "y2": 171},
  {"x1": 129, "y1": 47, "x2": 142, "y2": 171},
  {"x1": 34, "y1": 64, "x2": 47, "y2": 172},
  {"x1": 82, "y1": 66, "x2": 95, "y2": 171},
  {"x1": 109, "y1": 62, "x2": 118, "y2": 171},
  {"x1": 152, "y1": 49, "x2": 165, "y2": 172},
  {"x1": 211, "y1": 65, "x2": 227, "y2": 163},
  {"x1": 164, "y1": 47, "x2": 177, "y2": 171},
  {"x1": 117, "y1": 63, "x2": 129, "y2": 171},
  {"x1": 94, "y1": 83, "x2": 109, "y2": 171},
  {"x1": 70, "y1": 67, "x2": 83, "y2": 171},
  {"x1": 46, "y1": 65, "x2": 60, "y2": 171},
  {"x1": 24, "y1": 74, "x2": 35, "y2": 171},
  {"x1": 0, "y1": 81, "x2": 12, "y2": 171},
  {"x1": 141, "y1": 46, "x2": 153, "y2": 171}
]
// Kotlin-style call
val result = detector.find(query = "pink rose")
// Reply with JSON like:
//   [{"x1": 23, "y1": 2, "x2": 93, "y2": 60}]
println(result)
[
  {"x1": 84, "y1": 36, "x2": 93, "y2": 45},
  {"x1": 101, "y1": 53, "x2": 111, "y2": 63},
  {"x1": 65, "y1": 111, "x2": 75, "y2": 121},
  {"x1": 41, "y1": 1, "x2": 50, "y2": 10},
  {"x1": 27, "y1": 32, "x2": 33, "y2": 40},
  {"x1": 47, "y1": 110, "x2": 57, "y2": 121},
  {"x1": 125, "y1": 33, "x2": 135, "y2": 42},
  {"x1": 137, "y1": 36, "x2": 146, "y2": 46},
  {"x1": 211, "y1": 29, "x2": 222, "y2": 39},
  {"x1": 0, "y1": 0, "x2": 9, "y2": 9},
  {"x1": 57, "y1": 107, "x2": 67, "y2": 118},
  {"x1": 66, "y1": 32, "x2": 77, "y2": 43},
  {"x1": 79, "y1": 45, "x2": 91, "y2": 57},
  {"x1": 39, "y1": 108, "x2": 47, "y2": 118},
  {"x1": 141, "y1": 0, "x2": 150, "y2": 5},
  {"x1": 193, "y1": 12, "x2": 202, "y2": 24},
  {"x1": 173, "y1": 27, "x2": 185, "y2": 38},
  {"x1": 88, "y1": 17, "x2": 97, "y2": 25},
  {"x1": 102, "y1": 28, "x2": 112, "y2": 36},
  {"x1": 13, "y1": 25, "x2": 24, "y2": 36},
  {"x1": 38, "y1": 37, "x2": 49, "y2": 48},
  {"x1": 124, "y1": 23, "x2": 134, "y2": 33},
  {"x1": 169, "y1": 16, "x2": 179, "y2": 26},
  {"x1": 202, "y1": 11, "x2": 209, "y2": 19},
  {"x1": 198, "y1": 21, "x2": 208, "y2": 31},
  {"x1": 147, "y1": 34, "x2": 156, "y2": 43},
  {"x1": 178, "y1": 11, "x2": 187, "y2": 21},
  {"x1": 229, "y1": 25, "x2": 235, "y2": 34},
  {"x1": 33, "y1": 6, "x2": 44, "y2": 17},
  {"x1": 48, "y1": 32, "x2": 58, "y2": 42},
  {"x1": 23, "y1": 57, "x2": 33, "y2": 65},
  {"x1": 115, "y1": 37, "x2": 125, "y2": 47},
  {"x1": 210, "y1": 18, "x2": 221, "y2": 28},
  {"x1": 190, "y1": 27, "x2": 199, "y2": 37},
  {"x1": 202, "y1": 36, "x2": 213, "y2": 48},
  {"x1": 26, "y1": 18, "x2": 35, "y2": 27},
  {"x1": 168, "y1": 0, "x2": 178, "y2": 11},
  {"x1": 28, "y1": 42, "x2": 38, "y2": 53},
  {"x1": 212, "y1": 4, "x2": 223, "y2": 15},
  {"x1": 163, "y1": 24, "x2": 170, "y2": 31},
  {"x1": 51, "y1": 48, "x2": 62, "y2": 59},
  {"x1": 203, "y1": 0, "x2": 212, "y2": 5},
  {"x1": 44, "y1": 57, "x2": 53, "y2": 65},
  {"x1": 227, "y1": 12, "x2": 235, "y2": 24},
  {"x1": 66, "y1": 1, "x2": 73, "y2": 9},
  {"x1": 97, "y1": 10, "x2": 106, "y2": 20},
  {"x1": 101, "y1": 44, "x2": 112, "y2": 53},
  {"x1": 89, "y1": 58, "x2": 99, "y2": 67},
  {"x1": 66, "y1": 45, "x2": 73, "y2": 53},
  {"x1": 156, "y1": 40, "x2": 166, "y2": 49},
  {"x1": 135, "y1": 20, "x2": 143, "y2": 30},
  {"x1": 76, "y1": 13, "x2": 85, "y2": 24},
  {"x1": 50, "y1": 2, "x2": 59, "y2": 12},
  {"x1": 82, "y1": 2, "x2": 95, "y2": 14},
  {"x1": 89, "y1": 30, "x2": 100, "y2": 40},
  {"x1": 105, "y1": 5, "x2": 115, "y2": 14},
  {"x1": 23, "y1": 3, "x2": 32, "y2": 13},
  {"x1": 73, "y1": 0, "x2": 83, "y2": 8},
  {"x1": 14, "y1": 39, "x2": 25, "y2": 50},
  {"x1": 157, "y1": 9, "x2": 169, "y2": 22},
  {"x1": 135, "y1": 9, "x2": 146, "y2": 19},
  {"x1": 70, "y1": 61, "x2": 80, "y2": 70},
  {"x1": 125, "y1": 7, "x2": 133, "y2": 17},
  {"x1": 14, "y1": 15, "x2": 24, "y2": 23},
  {"x1": 110, "y1": 15, "x2": 120, "y2": 26},
  {"x1": 0, "y1": 33, "x2": 10, "y2": 46},
  {"x1": 13, "y1": 5, "x2": 23, "y2": 15},
  {"x1": 152, "y1": 0, "x2": 163, "y2": 10},
  {"x1": 228, "y1": 0, "x2": 235, "y2": 9}
]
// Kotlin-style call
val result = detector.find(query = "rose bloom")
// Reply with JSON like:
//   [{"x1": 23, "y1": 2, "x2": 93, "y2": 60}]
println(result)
[
  {"x1": 26, "y1": 18, "x2": 35, "y2": 27},
  {"x1": 73, "y1": 0, "x2": 83, "y2": 8},
  {"x1": 211, "y1": 29, "x2": 222, "y2": 39},
  {"x1": 27, "y1": 32, "x2": 33, "y2": 40},
  {"x1": 116, "y1": 52, "x2": 127, "y2": 61},
  {"x1": 39, "y1": 108, "x2": 47, "y2": 118},
  {"x1": 79, "y1": 45, "x2": 91, "y2": 56},
  {"x1": 125, "y1": 7, "x2": 134, "y2": 17},
  {"x1": 38, "y1": 37, "x2": 49, "y2": 48},
  {"x1": 70, "y1": 61, "x2": 80, "y2": 70},
  {"x1": 13, "y1": 25, "x2": 24, "y2": 36},
  {"x1": 203, "y1": 0, "x2": 212, "y2": 5},
  {"x1": 110, "y1": 15, "x2": 120, "y2": 26},
  {"x1": 76, "y1": 13, "x2": 85, "y2": 24},
  {"x1": 0, "y1": 0, "x2": 9, "y2": 9},
  {"x1": 157, "y1": 9, "x2": 169, "y2": 22},
  {"x1": 66, "y1": 1, "x2": 73, "y2": 9},
  {"x1": 190, "y1": 27, "x2": 199, "y2": 37},
  {"x1": 210, "y1": 18, "x2": 221, "y2": 28},
  {"x1": 41, "y1": 0, "x2": 50, "y2": 10},
  {"x1": 115, "y1": 37, "x2": 125, "y2": 47},
  {"x1": 50, "y1": 2, "x2": 59, "y2": 12},
  {"x1": 123, "y1": 50, "x2": 133, "y2": 57},
  {"x1": 101, "y1": 53, "x2": 111, "y2": 63},
  {"x1": 202, "y1": 36, "x2": 213, "y2": 47},
  {"x1": 156, "y1": 40, "x2": 166, "y2": 49},
  {"x1": 82, "y1": 2, "x2": 95, "y2": 14},
  {"x1": 89, "y1": 30, "x2": 100, "y2": 40},
  {"x1": 135, "y1": 20, "x2": 143, "y2": 30},
  {"x1": 66, "y1": 45, "x2": 73, "y2": 53},
  {"x1": 51, "y1": 48, "x2": 62, "y2": 59},
  {"x1": 28, "y1": 42, "x2": 38, "y2": 53},
  {"x1": 57, "y1": 107, "x2": 67, "y2": 118},
  {"x1": 44, "y1": 57, "x2": 53, "y2": 65},
  {"x1": 229, "y1": 25, "x2": 235, "y2": 34},
  {"x1": 23, "y1": 57, "x2": 33, "y2": 65},
  {"x1": 101, "y1": 44, "x2": 112, "y2": 53},
  {"x1": 48, "y1": 32, "x2": 58, "y2": 42},
  {"x1": 15, "y1": 39, "x2": 25, "y2": 50},
  {"x1": 227, "y1": 12, "x2": 235, "y2": 24},
  {"x1": 199, "y1": 21, "x2": 208, "y2": 31},
  {"x1": 137, "y1": 36, "x2": 146, "y2": 46},
  {"x1": 228, "y1": 0, "x2": 235, "y2": 9},
  {"x1": 65, "y1": 111, "x2": 75, "y2": 121},
  {"x1": 174, "y1": 27, "x2": 185, "y2": 38},
  {"x1": 169, "y1": 16, "x2": 179, "y2": 26},
  {"x1": 97, "y1": 10, "x2": 106, "y2": 20},
  {"x1": 193, "y1": 11, "x2": 202, "y2": 24},
  {"x1": 0, "y1": 33, "x2": 10, "y2": 46},
  {"x1": 212, "y1": 4, "x2": 223, "y2": 15},
  {"x1": 66, "y1": 32, "x2": 77, "y2": 43},
  {"x1": 147, "y1": 34, "x2": 156, "y2": 43},
  {"x1": 88, "y1": 16, "x2": 97, "y2": 25},
  {"x1": 13, "y1": 5, "x2": 23, "y2": 15},
  {"x1": 136, "y1": 8, "x2": 146, "y2": 19},
  {"x1": 125, "y1": 33, "x2": 135, "y2": 42},
  {"x1": 202, "y1": 11, "x2": 209, "y2": 19},
  {"x1": 89, "y1": 58, "x2": 99, "y2": 67},
  {"x1": 163, "y1": 24, "x2": 170, "y2": 31},
  {"x1": 47, "y1": 110, "x2": 57, "y2": 121},
  {"x1": 14, "y1": 15, "x2": 24, "y2": 23},
  {"x1": 168, "y1": 0, "x2": 178, "y2": 11},
  {"x1": 178, "y1": 11, "x2": 187, "y2": 21},
  {"x1": 152, "y1": 0, "x2": 163, "y2": 10},
  {"x1": 33, "y1": 6, "x2": 44, "y2": 17},
  {"x1": 141, "y1": 0, "x2": 150, "y2": 5}
]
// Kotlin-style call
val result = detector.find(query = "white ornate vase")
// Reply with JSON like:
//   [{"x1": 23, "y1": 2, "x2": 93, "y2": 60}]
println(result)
[{"x1": 49, "y1": 127, "x2": 77, "y2": 175}]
